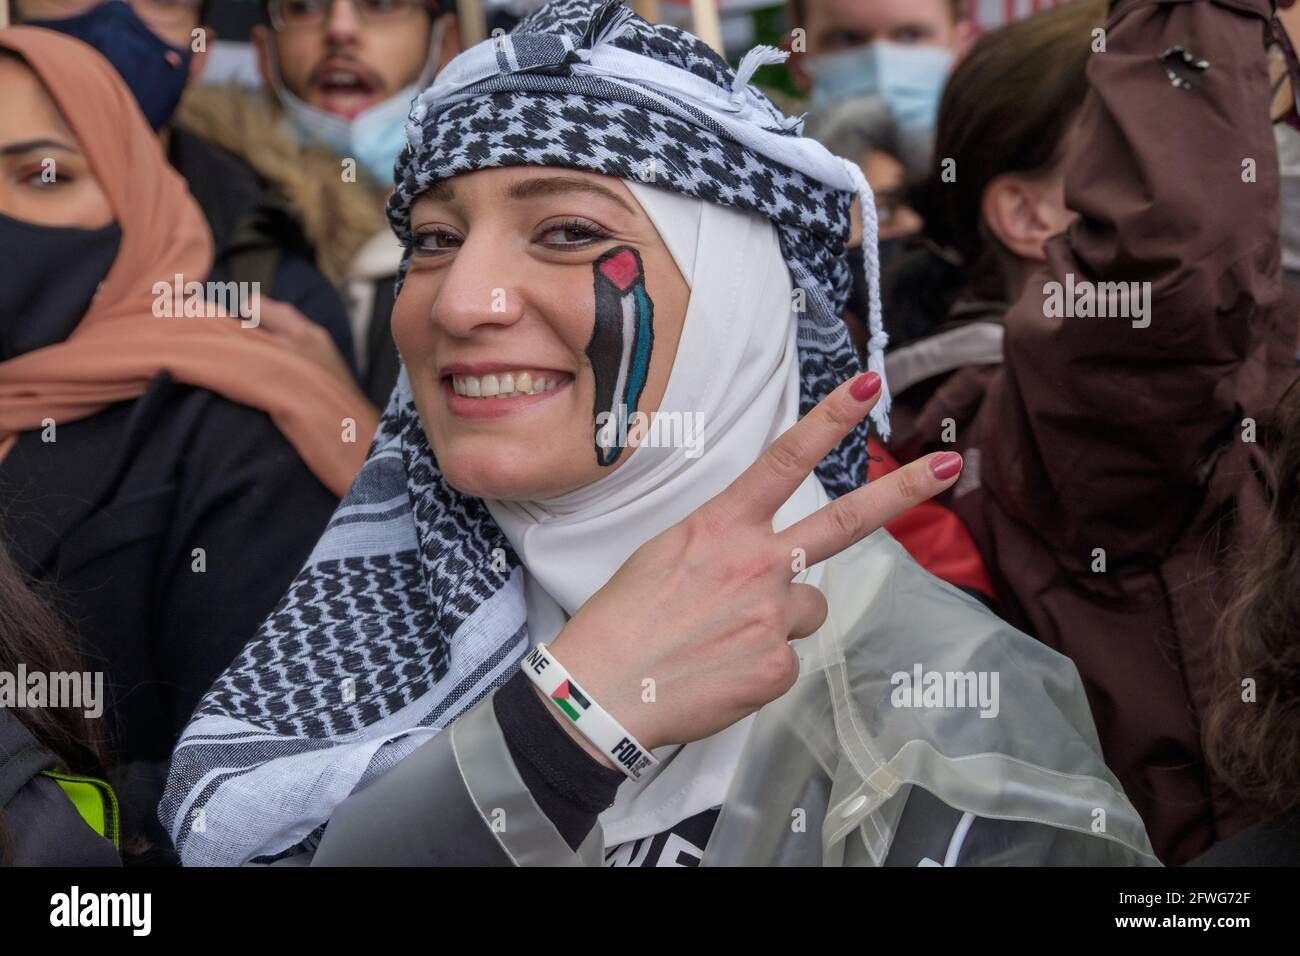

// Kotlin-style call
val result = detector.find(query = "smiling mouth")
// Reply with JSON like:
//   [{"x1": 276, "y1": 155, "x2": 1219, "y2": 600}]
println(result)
[{"x1": 449, "y1": 370, "x2": 569, "y2": 398}]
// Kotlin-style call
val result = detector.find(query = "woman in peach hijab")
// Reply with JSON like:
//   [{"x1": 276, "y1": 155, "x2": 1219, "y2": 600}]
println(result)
[{"x1": 0, "y1": 27, "x2": 376, "y2": 861}]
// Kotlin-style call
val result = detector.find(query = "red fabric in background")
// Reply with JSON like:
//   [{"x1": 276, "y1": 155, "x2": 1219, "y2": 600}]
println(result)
[{"x1": 867, "y1": 438, "x2": 993, "y2": 599}]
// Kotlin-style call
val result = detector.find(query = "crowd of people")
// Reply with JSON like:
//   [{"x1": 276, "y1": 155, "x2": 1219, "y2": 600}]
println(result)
[{"x1": 0, "y1": 0, "x2": 1296, "y2": 868}]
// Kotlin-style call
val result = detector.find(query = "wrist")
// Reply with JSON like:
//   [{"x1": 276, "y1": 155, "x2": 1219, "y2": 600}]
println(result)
[
  {"x1": 521, "y1": 642, "x2": 660, "y2": 780},
  {"x1": 548, "y1": 627, "x2": 661, "y2": 751},
  {"x1": 529, "y1": 681, "x2": 620, "y2": 771}
]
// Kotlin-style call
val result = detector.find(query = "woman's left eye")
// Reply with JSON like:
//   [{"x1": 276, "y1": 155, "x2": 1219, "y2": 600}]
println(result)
[{"x1": 537, "y1": 218, "x2": 611, "y2": 248}]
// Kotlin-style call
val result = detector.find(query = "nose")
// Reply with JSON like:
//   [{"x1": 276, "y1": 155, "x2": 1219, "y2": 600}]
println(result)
[
  {"x1": 325, "y1": 0, "x2": 363, "y2": 44},
  {"x1": 430, "y1": 232, "x2": 527, "y2": 339}
]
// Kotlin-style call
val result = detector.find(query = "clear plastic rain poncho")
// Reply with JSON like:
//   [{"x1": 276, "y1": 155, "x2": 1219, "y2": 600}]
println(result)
[{"x1": 704, "y1": 529, "x2": 1159, "y2": 866}]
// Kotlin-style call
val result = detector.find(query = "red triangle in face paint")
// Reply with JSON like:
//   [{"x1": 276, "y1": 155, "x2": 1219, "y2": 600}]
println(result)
[{"x1": 598, "y1": 249, "x2": 640, "y2": 291}]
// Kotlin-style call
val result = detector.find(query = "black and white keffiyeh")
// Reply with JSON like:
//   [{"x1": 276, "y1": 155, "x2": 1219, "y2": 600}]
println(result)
[{"x1": 161, "y1": 0, "x2": 888, "y2": 865}]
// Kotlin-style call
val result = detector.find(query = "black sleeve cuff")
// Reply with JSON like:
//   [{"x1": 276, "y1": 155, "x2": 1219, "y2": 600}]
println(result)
[{"x1": 493, "y1": 669, "x2": 626, "y2": 851}]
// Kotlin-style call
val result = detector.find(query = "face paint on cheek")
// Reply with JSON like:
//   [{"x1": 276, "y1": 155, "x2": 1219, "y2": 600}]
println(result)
[{"x1": 587, "y1": 245, "x2": 655, "y2": 466}]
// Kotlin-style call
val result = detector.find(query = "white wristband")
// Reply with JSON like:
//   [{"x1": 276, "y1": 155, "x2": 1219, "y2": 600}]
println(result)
[{"x1": 521, "y1": 643, "x2": 659, "y2": 781}]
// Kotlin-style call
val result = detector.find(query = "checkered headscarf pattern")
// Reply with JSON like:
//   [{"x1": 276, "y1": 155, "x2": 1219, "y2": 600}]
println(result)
[{"x1": 388, "y1": 0, "x2": 869, "y2": 497}]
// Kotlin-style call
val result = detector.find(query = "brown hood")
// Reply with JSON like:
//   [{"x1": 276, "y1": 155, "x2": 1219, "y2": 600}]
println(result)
[{"x1": 174, "y1": 85, "x2": 389, "y2": 285}]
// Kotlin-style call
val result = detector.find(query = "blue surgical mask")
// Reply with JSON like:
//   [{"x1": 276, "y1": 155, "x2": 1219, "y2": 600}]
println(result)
[
  {"x1": 278, "y1": 82, "x2": 420, "y2": 187},
  {"x1": 270, "y1": 16, "x2": 445, "y2": 188},
  {"x1": 805, "y1": 41, "x2": 952, "y2": 137},
  {"x1": 30, "y1": 0, "x2": 193, "y2": 131}
]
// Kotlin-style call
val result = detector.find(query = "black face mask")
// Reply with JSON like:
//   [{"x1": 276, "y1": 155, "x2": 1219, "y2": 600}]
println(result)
[{"x1": 0, "y1": 213, "x2": 122, "y2": 361}]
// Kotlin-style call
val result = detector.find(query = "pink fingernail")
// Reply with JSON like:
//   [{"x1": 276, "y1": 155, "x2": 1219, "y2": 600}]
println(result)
[
  {"x1": 929, "y1": 452, "x2": 963, "y2": 481},
  {"x1": 849, "y1": 372, "x2": 881, "y2": 402}
]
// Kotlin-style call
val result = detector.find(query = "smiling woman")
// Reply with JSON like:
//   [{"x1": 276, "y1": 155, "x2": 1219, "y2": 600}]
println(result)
[
  {"x1": 394, "y1": 167, "x2": 688, "y2": 500},
  {"x1": 163, "y1": 0, "x2": 1157, "y2": 869}
]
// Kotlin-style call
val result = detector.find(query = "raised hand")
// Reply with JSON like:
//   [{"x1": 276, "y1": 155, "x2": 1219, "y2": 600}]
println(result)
[{"x1": 541, "y1": 371, "x2": 963, "y2": 764}]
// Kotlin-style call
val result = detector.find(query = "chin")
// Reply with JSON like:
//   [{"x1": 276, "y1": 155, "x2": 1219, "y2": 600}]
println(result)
[{"x1": 434, "y1": 436, "x2": 578, "y2": 501}]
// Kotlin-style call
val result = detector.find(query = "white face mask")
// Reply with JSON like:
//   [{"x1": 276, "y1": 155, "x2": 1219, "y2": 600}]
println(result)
[{"x1": 269, "y1": 15, "x2": 447, "y2": 187}]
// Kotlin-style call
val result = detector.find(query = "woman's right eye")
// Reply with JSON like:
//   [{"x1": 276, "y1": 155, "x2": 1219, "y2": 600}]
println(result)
[{"x1": 411, "y1": 228, "x2": 462, "y2": 256}]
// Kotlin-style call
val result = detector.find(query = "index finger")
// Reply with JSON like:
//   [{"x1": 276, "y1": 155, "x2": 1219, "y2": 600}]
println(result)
[
  {"x1": 776, "y1": 451, "x2": 964, "y2": 568},
  {"x1": 716, "y1": 372, "x2": 881, "y2": 521}
]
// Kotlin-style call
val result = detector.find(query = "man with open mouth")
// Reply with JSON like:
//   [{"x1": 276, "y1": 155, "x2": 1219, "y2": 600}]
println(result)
[
  {"x1": 250, "y1": 0, "x2": 462, "y2": 407},
  {"x1": 165, "y1": 0, "x2": 461, "y2": 408}
]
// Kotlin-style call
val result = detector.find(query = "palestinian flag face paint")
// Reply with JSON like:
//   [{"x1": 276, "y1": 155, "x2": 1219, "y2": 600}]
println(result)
[
  {"x1": 551, "y1": 679, "x2": 591, "y2": 722},
  {"x1": 587, "y1": 245, "x2": 655, "y2": 466}
]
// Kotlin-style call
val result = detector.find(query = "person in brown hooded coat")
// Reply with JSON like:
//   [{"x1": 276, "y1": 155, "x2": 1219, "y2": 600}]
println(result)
[{"x1": 890, "y1": 0, "x2": 1296, "y2": 864}]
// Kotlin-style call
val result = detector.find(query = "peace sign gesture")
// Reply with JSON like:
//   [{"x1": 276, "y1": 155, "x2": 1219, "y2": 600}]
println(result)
[{"x1": 542, "y1": 372, "x2": 964, "y2": 766}]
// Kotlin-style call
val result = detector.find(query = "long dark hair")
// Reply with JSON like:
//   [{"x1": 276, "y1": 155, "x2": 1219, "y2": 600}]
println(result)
[
  {"x1": 0, "y1": 540, "x2": 107, "y2": 864},
  {"x1": 1204, "y1": 383, "x2": 1300, "y2": 815},
  {"x1": 885, "y1": 0, "x2": 1104, "y2": 330}
]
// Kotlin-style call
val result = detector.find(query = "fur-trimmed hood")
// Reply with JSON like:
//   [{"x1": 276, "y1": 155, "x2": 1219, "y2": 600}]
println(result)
[{"x1": 174, "y1": 85, "x2": 389, "y2": 286}]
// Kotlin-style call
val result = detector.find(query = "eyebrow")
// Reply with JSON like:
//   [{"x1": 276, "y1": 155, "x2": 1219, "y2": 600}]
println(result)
[
  {"x1": 0, "y1": 138, "x2": 78, "y2": 158},
  {"x1": 503, "y1": 175, "x2": 636, "y2": 213},
  {"x1": 422, "y1": 174, "x2": 636, "y2": 214}
]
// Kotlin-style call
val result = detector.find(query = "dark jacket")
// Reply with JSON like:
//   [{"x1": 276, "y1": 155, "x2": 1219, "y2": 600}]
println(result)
[
  {"x1": 0, "y1": 709, "x2": 120, "y2": 867},
  {"x1": 947, "y1": 0, "x2": 1295, "y2": 864},
  {"x1": 167, "y1": 127, "x2": 357, "y2": 370},
  {"x1": 1188, "y1": 806, "x2": 1300, "y2": 866},
  {"x1": 0, "y1": 373, "x2": 338, "y2": 855}
]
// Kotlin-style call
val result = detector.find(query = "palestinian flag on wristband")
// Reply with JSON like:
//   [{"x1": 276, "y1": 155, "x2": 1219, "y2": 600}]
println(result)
[{"x1": 551, "y1": 680, "x2": 592, "y2": 722}]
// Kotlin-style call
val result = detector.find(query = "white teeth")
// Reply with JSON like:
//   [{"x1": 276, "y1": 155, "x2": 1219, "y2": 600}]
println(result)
[{"x1": 451, "y1": 371, "x2": 561, "y2": 399}]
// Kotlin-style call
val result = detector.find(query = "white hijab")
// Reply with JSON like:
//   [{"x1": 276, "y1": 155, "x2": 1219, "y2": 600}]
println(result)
[{"x1": 485, "y1": 180, "x2": 829, "y2": 845}]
